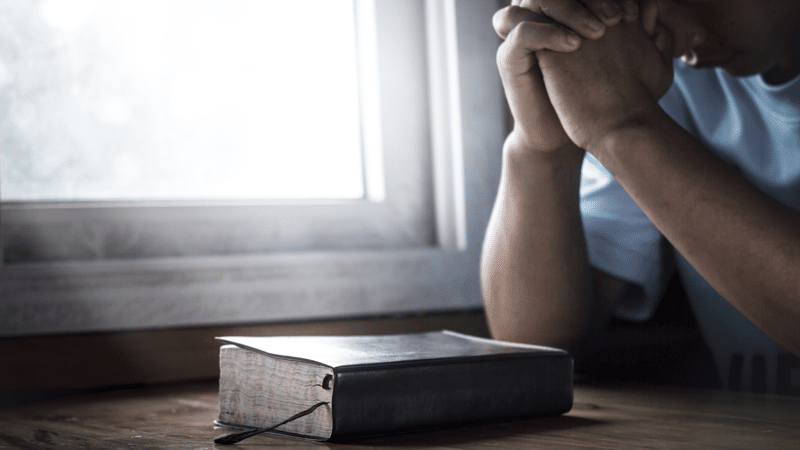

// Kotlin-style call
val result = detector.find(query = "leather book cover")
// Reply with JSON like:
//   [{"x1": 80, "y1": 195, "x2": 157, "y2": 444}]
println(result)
[{"x1": 216, "y1": 330, "x2": 573, "y2": 441}]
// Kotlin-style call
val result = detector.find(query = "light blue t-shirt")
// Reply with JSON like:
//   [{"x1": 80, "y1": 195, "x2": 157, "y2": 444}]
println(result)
[{"x1": 580, "y1": 61, "x2": 800, "y2": 394}]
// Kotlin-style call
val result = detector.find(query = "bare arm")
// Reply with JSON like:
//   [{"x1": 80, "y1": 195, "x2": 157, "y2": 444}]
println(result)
[
  {"x1": 604, "y1": 112, "x2": 800, "y2": 356},
  {"x1": 538, "y1": 19, "x2": 800, "y2": 355},
  {"x1": 482, "y1": 138, "x2": 629, "y2": 352},
  {"x1": 482, "y1": 2, "x2": 634, "y2": 352}
]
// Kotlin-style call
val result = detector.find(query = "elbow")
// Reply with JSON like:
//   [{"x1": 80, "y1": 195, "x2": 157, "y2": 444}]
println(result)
[{"x1": 483, "y1": 288, "x2": 584, "y2": 353}]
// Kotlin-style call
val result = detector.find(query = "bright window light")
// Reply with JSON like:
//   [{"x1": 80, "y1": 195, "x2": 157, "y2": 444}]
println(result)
[{"x1": 0, "y1": 0, "x2": 366, "y2": 201}]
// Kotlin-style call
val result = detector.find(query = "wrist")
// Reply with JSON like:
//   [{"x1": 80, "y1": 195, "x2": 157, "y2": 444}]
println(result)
[
  {"x1": 502, "y1": 134, "x2": 585, "y2": 189},
  {"x1": 499, "y1": 133, "x2": 586, "y2": 218},
  {"x1": 583, "y1": 101, "x2": 666, "y2": 160},
  {"x1": 503, "y1": 133, "x2": 584, "y2": 168}
]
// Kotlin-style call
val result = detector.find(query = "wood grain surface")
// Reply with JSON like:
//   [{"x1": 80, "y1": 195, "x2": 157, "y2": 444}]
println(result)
[{"x1": 1, "y1": 380, "x2": 798, "y2": 449}]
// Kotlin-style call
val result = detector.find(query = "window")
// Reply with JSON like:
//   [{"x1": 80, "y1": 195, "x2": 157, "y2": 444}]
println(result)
[
  {"x1": 2, "y1": 0, "x2": 366, "y2": 202},
  {"x1": 0, "y1": 0, "x2": 506, "y2": 336}
]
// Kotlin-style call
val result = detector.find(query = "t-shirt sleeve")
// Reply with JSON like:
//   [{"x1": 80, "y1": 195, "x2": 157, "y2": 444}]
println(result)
[{"x1": 579, "y1": 78, "x2": 692, "y2": 322}]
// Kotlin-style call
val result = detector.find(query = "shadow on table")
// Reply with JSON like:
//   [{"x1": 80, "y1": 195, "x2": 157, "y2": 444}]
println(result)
[
  {"x1": 333, "y1": 415, "x2": 604, "y2": 447},
  {"x1": 576, "y1": 273, "x2": 722, "y2": 390}
]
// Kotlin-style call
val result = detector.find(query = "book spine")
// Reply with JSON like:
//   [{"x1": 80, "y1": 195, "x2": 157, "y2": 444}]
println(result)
[{"x1": 329, "y1": 353, "x2": 573, "y2": 439}]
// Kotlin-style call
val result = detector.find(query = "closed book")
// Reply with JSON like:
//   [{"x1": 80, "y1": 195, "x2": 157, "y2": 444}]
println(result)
[{"x1": 216, "y1": 330, "x2": 573, "y2": 441}]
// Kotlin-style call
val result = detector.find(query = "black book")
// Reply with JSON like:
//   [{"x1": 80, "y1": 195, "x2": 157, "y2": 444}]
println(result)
[{"x1": 216, "y1": 330, "x2": 572, "y2": 441}]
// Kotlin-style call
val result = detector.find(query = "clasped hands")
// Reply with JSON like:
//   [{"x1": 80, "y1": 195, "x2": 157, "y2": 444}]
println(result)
[{"x1": 497, "y1": 0, "x2": 682, "y2": 157}]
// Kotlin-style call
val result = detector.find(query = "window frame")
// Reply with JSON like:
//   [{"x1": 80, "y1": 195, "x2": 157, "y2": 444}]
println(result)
[
  {"x1": 1, "y1": 0, "x2": 437, "y2": 261},
  {"x1": 0, "y1": 0, "x2": 506, "y2": 337}
]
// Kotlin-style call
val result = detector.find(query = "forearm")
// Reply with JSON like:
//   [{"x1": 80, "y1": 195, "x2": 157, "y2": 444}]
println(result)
[
  {"x1": 481, "y1": 138, "x2": 596, "y2": 351},
  {"x1": 595, "y1": 107, "x2": 800, "y2": 355}
]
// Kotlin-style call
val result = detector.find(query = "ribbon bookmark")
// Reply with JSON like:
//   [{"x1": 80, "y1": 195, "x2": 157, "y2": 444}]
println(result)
[{"x1": 214, "y1": 401, "x2": 329, "y2": 445}]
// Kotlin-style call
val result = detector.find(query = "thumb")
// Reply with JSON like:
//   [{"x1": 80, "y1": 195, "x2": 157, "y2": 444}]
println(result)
[
  {"x1": 652, "y1": 23, "x2": 673, "y2": 58},
  {"x1": 651, "y1": 23, "x2": 676, "y2": 99},
  {"x1": 639, "y1": 0, "x2": 659, "y2": 36}
]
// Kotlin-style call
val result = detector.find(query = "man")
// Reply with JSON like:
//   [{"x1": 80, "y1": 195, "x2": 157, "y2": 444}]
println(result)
[{"x1": 482, "y1": 0, "x2": 800, "y2": 394}]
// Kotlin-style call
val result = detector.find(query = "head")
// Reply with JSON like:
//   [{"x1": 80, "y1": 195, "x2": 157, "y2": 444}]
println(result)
[{"x1": 654, "y1": 0, "x2": 800, "y2": 82}]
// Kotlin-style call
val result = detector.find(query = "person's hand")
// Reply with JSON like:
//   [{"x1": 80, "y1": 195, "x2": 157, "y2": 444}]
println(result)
[
  {"x1": 498, "y1": 0, "x2": 639, "y2": 41},
  {"x1": 536, "y1": 14, "x2": 675, "y2": 155},
  {"x1": 495, "y1": 0, "x2": 637, "y2": 154}
]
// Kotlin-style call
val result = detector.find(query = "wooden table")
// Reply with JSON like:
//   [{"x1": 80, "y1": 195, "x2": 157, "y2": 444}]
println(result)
[{"x1": 1, "y1": 380, "x2": 798, "y2": 449}]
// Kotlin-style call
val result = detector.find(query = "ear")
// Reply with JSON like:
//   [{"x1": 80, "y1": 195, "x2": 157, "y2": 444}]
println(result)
[{"x1": 655, "y1": 0, "x2": 707, "y2": 58}]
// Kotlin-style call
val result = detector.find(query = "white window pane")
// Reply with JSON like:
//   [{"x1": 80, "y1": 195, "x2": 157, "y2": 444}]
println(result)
[
  {"x1": 0, "y1": 0, "x2": 365, "y2": 201},
  {"x1": 0, "y1": 0, "x2": 505, "y2": 336}
]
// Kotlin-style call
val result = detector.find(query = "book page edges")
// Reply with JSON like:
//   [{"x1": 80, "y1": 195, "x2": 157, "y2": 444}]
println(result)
[{"x1": 218, "y1": 345, "x2": 334, "y2": 440}]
